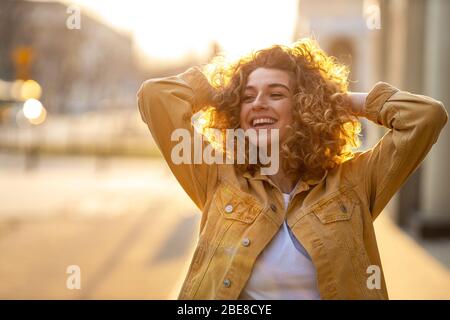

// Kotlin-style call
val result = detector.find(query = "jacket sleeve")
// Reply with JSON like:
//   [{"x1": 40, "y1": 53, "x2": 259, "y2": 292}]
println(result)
[
  {"x1": 347, "y1": 82, "x2": 448, "y2": 221},
  {"x1": 137, "y1": 67, "x2": 218, "y2": 211}
]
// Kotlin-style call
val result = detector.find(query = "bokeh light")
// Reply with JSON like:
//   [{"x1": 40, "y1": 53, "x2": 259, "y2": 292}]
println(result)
[
  {"x1": 23, "y1": 98, "x2": 47, "y2": 125},
  {"x1": 21, "y1": 80, "x2": 42, "y2": 100}
]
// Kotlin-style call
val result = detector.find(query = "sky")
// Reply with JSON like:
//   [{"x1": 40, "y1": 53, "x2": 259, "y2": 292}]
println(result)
[{"x1": 58, "y1": 0, "x2": 299, "y2": 63}]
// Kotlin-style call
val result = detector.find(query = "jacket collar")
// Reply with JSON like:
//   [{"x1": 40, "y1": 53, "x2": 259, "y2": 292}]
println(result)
[{"x1": 243, "y1": 168, "x2": 328, "y2": 196}]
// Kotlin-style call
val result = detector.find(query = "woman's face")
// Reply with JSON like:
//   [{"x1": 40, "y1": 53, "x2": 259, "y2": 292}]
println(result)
[{"x1": 239, "y1": 68, "x2": 295, "y2": 146}]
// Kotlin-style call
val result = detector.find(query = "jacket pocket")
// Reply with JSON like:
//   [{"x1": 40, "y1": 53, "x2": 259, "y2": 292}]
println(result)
[
  {"x1": 309, "y1": 187, "x2": 375, "y2": 296},
  {"x1": 213, "y1": 184, "x2": 262, "y2": 224},
  {"x1": 312, "y1": 187, "x2": 356, "y2": 224},
  {"x1": 308, "y1": 186, "x2": 364, "y2": 261}
]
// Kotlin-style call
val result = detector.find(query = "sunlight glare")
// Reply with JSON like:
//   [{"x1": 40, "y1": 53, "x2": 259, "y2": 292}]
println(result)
[{"x1": 64, "y1": 0, "x2": 298, "y2": 62}]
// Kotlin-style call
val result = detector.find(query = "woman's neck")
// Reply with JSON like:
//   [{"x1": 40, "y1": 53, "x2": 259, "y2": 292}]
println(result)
[{"x1": 268, "y1": 169, "x2": 300, "y2": 194}]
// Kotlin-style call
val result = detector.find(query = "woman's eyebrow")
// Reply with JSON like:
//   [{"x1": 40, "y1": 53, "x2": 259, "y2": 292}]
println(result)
[
  {"x1": 244, "y1": 83, "x2": 291, "y2": 92},
  {"x1": 268, "y1": 83, "x2": 291, "y2": 92}
]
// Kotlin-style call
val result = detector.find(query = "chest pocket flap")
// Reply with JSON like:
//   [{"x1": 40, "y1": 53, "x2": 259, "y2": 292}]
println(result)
[
  {"x1": 312, "y1": 187, "x2": 357, "y2": 224},
  {"x1": 214, "y1": 184, "x2": 262, "y2": 224}
]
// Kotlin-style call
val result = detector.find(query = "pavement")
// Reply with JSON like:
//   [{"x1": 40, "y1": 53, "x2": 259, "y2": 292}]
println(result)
[
  {"x1": 0, "y1": 153, "x2": 449, "y2": 299},
  {"x1": 374, "y1": 215, "x2": 450, "y2": 299}
]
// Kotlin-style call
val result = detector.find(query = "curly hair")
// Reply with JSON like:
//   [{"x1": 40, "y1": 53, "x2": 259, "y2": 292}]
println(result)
[{"x1": 198, "y1": 38, "x2": 361, "y2": 182}]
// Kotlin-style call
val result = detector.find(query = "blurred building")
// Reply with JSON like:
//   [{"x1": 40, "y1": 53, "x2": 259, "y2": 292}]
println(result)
[
  {"x1": 378, "y1": 0, "x2": 450, "y2": 238},
  {"x1": 0, "y1": 0, "x2": 143, "y2": 115},
  {"x1": 294, "y1": 0, "x2": 450, "y2": 237}
]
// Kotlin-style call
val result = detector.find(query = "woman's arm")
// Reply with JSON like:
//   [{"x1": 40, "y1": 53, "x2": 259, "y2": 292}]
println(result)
[
  {"x1": 342, "y1": 82, "x2": 448, "y2": 221},
  {"x1": 137, "y1": 67, "x2": 218, "y2": 211}
]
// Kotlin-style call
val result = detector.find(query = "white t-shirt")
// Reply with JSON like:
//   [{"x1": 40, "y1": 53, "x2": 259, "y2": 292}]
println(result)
[{"x1": 239, "y1": 193, "x2": 321, "y2": 300}]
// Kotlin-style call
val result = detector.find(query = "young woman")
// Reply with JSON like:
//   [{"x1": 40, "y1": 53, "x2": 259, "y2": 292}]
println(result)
[{"x1": 137, "y1": 39, "x2": 447, "y2": 299}]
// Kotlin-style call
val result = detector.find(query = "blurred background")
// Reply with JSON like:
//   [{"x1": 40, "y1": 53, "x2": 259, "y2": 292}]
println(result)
[{"x1": 0, "y1": 0, "x2": 449, "y2": 299}]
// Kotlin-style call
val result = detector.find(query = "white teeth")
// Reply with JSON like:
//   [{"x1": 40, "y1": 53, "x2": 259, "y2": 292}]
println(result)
[{"x1": 252, "y1": 118, "x2": 277, "y2": 126}]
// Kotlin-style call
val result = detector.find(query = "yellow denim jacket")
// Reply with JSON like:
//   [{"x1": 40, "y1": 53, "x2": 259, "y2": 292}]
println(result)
[{"x1": 137, "y1": 67, "x2": 448, "y2": 300}]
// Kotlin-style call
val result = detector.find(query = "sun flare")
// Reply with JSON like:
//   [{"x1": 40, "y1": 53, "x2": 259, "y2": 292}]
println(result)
[{"x1": 61, "y1": 0, "x2": 298, "y2": 62}]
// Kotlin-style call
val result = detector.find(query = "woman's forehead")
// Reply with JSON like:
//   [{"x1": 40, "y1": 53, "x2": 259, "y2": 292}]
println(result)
[{"x1": 246, "y1": 68, "x2": 294, "y2": 89}]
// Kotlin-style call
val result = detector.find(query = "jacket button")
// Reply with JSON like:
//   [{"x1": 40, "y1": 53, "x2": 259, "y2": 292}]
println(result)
[
  {"x1": 224, "y1": 204, "x2": 233, "y2": 213},
  {"x1": 241, "y1": 238, "x2": 250, "y2": 247},
  {"x1": 339, "y1": 203, "x2": 347, "y2": 213},
  {"x1": 270, "y1": 203, "x2": 277, "y2": 213},
  {"x1": 223, "y1": 279, "x2": 231, "y2": 288}
]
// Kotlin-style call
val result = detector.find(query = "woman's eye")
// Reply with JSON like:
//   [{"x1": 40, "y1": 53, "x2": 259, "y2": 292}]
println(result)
[
  {"x1": 242, "y1": 96, "x2": 255, "y2": 102},
  {"x1": 271, "y1": 93, "x2": 284, "y2": 99}
]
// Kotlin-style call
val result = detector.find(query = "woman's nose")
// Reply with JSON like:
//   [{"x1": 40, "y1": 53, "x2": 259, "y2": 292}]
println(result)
[{"x1": 252, "y1": 94, "x2": 269, "y2": 110}]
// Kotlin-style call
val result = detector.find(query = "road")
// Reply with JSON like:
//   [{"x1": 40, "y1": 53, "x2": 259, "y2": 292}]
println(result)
[
  {"x1": 0, "y1": 153, "x2": 199, "y2": 299},
  {"x1": 0, "y1": 152, "x2": 449, "y2": 299}
]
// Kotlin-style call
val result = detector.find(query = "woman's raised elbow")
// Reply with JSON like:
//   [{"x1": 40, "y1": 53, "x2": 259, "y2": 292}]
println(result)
[
  {"x1": 427, "y1": 100, "x2": 448, "y2": 129},
  {"x1": 136, "y1": 79, "x2": 167, "y2": 123},
  {"x1": 137, "y1": 79, "x2": 165, "y2": 104}
]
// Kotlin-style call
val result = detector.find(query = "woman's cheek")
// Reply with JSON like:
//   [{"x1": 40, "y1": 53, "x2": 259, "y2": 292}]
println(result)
[{"x1": 239, "y1": 105, "x2": 249, "y2": 129}]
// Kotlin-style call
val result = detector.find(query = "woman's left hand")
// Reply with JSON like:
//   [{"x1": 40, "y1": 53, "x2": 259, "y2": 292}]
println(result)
[
  {"x1": 347, "y1": 92, "x2": 368, "y2": 116},
  {"x1": 331, "y1": 92, "x2": 368, "y2": 117}
]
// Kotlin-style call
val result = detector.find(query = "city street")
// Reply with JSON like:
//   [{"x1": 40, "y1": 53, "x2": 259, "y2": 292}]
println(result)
[
  {"x1": 0, "y1": 153, "x2": 449, "y2": 299},
  {"x1": 0, "y1": 153, "x2": 199, "y2": 299}
]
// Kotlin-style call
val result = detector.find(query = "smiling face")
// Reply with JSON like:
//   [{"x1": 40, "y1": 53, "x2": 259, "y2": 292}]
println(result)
[{"x1": 239, "y1": 68, "x2": 295, "y2": 146}]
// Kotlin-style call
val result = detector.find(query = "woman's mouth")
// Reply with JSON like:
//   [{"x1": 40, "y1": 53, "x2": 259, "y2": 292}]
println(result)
[{"x1": 251, "y1": 117, "x2": 278, "y2": 128}]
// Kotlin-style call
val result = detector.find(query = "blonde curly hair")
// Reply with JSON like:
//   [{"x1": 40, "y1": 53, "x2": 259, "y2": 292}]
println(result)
[{"x1": 199, "y1": 38, "x2": 361, "y2": 181}]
